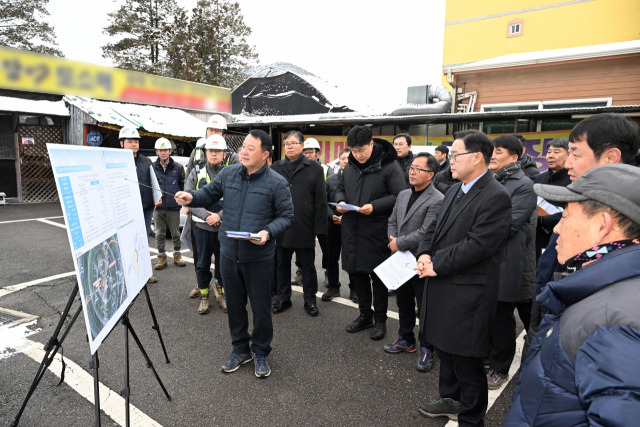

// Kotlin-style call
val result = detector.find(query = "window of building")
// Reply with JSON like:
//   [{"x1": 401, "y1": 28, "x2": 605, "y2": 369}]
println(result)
[
  {"x1": 507, "y1": 18, "x2": 524, "y2": 38},
  {"x1": 482, "y1": 98, "x2": 612, "y2": 113}
]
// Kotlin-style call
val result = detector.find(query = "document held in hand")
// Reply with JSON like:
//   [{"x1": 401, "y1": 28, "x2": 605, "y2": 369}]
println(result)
[
  {"x1": 329, "y1": 202, "x2": 361, "y2": 211},
  {"x1": 374, "y1": 250, "x2": 418, "y2": 291},
  {"x1": 226, "y1": 231, "x2": 262, "y2": 241}
]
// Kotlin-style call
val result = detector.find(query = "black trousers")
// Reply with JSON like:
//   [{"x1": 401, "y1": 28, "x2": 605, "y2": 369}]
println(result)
[
  {"x1": 437, "y1": 348, "x2": 487, "y2": 427},
  {"x1": 276, "y1": 246, "x2": 317, "y2": 305},
  {"x1": 193, "y1": 226, "x2": 222, "y2": 290},
  {"x1": 353, "y1": 272, "x2": 388, "y2": 322},
  {"x1": 396, "y1": 275, "x2": 432, "y2": 349},
  {"x1": 516, "y1": 298, "x2": 532, "y2": 332},
  {"x1": 326, "y1": 226, "x2": 342, "y2": 288},
  {"x1": 489, "y1": 301, "x2": 517, "y2": 374},
  {"x1": 220, "y1": 255, "x2": 273, "y2": 356},
  {"x1": 317, "y1": 234, "x2": 328, "y2": 270}
]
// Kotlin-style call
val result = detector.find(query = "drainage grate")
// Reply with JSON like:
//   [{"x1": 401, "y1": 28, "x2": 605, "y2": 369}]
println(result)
[{"x1": 0, "y1": 308, "x2": 38, "y2": 327}]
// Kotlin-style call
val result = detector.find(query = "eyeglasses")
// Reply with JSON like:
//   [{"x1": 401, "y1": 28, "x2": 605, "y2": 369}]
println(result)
[
  {"x1": 284, "y1": 142, "x2": 303, "y2": 148},
  {"x1": 450, "y1": 151, "x2": 475, "y2": 162},
  {"x1": 409, "y1": 166, "x2": 432, "y2": 174}
]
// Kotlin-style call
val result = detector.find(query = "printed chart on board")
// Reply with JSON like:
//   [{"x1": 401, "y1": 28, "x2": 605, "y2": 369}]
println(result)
[{"x1": 48, "y1": 144, "x2": 152, "y2": 354}]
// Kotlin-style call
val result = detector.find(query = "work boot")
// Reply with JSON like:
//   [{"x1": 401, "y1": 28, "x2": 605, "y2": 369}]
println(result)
[
  {"x1": 154, "y1": 254, "x2": 167, "y2": 270},
  {"x1": 147, "y1": 276, "x2": 158, "y2": 284},
  {"x1": 189, "y1": 285, "x2": 201, "y2": 298},
  {"x1": 198, "y1": 294, "x2": 211, "y2": 315},
  {"x1": 212, "y1": 281, "x2": 227, "y2": 312},
  {"x1": 291, "y1": 268, "x2": 303, "y2": 286},
  {"x1": 173, "y1": 252, "x2": 186, "y2": 267}
]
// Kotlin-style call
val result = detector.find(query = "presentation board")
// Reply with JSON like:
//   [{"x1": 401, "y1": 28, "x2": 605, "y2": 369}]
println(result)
[{"x1": 48, "y1": 144, "x2": 152, "y2": 354}]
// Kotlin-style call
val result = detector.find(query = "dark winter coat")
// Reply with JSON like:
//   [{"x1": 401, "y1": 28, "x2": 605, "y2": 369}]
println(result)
[
  {"x1": 334, "y1": 138, "x2": 406, "y2": 274},
  {"x1": 134, "y1": 153, "x2": 154, "y2": 210},
  {"x1": 505, "y1": 244, "x2": 640, "y2": 426},
  {"x1": 532, "y1": 168, "x2": 571, "y2": 253},
  {"x1": 188, "y1": 163, "x2": 294, "y2": 263},
  {"x1": 417, "y1": 171, "x2": 512, "y2": 357},
  {"x1": 520, "y1": 154, "x2": 540, "y2": 178},
  {"x1": 326, "y1": 170, "x2": 342, "y2": 230},
  {"x1": 494, "y1": 166, "x2": 537, "y2": 302},
  {"x1": 153, "y1": 157, "x2": 185, "y2": 210},
  {"x1": 396, "y1": 150, "x2": 414, "y2": 188},
  {"x1": 433, "y1": 165, "x2": 459, "y2": 195},
  {"x1": 439, "y1": 158, "x2": 450, "y2": 171},
  {"x1": 521, "y1": 209, "x2": 537, "y2": 301},
  {"x1": 271, "y1": 155, "x2": 327, "y2": 248}
]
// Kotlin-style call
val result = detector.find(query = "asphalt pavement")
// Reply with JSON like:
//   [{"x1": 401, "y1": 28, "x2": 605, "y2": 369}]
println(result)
[{"x1": 0, "y1": 202, "x2": 522, "y2": 426}]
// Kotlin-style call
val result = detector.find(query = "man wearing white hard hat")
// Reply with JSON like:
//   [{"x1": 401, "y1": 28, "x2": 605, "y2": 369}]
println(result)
[
  {"x1": 152, "y1": 137, "x2": 187, "y2": 270},
  {"x1": 302, "y1": 137, "x2": 334, "y2": 179},
  {"x1": 119, "y1": 126, "x2": 157, "y2": 283},
  {"x1": 301, "y1": 137, "x2": 332, "y2": 287},
  {"x1": 184, "y1": 134, "x2": 228, "y2": 314}
]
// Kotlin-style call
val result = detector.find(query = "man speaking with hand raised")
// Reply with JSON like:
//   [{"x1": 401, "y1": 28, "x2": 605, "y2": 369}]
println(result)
[{"x1": 175, "y1": 130, "x2": 294, "y2": 379}]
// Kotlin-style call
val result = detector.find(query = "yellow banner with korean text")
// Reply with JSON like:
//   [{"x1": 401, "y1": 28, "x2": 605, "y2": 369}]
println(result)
[
  {"x1": 0, "y1": 46, "x2": 231, "y2": 112},
  {"x1": 287, "y1": 130, "x2": 570, "y2": 170}
]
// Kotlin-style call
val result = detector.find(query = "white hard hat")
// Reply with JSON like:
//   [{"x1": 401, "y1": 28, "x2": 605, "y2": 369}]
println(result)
[
  {"x1": 303, "y1": 138, "x2": 321, "y2": 151},
  {"x1": 204, "y1": 134, "x2": 227, "y2": 151},
  {"x1": 206, "y1": 114, "x2": 227, "y2": 131},
  {"x1": 154, "y1": 138, "x2": 172, "y2": 150},
  {"x1": 195, "y1": 137, "x2": 207, "y2": 148},
  {"x1": 119, "y1": 126, "x2": 140, "y2": 140}
]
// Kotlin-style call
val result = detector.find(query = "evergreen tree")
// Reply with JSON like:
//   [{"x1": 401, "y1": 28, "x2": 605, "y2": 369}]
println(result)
[
  {"x1": 186, "y1": 0, "x2": 258, "y2": 88},
  {"x1": 164, "y1": 8, "x2": 206, "y2": 82},
  {"x1": 0, "y1": 0, "x2": 63, "y2": 56},
  {"x1": 101, "y1": 0, "x2": 182, "y2": 75}
]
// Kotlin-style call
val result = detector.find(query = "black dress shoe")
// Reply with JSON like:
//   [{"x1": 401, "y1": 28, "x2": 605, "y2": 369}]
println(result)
[
  {"x1": 346, "y1": 315, "x2": 374, "y2": 333},
  {"x1": 370, "y1": 321, "x2": 386, "y2": 340},
  {"x1": 272, "y1": 299, "x2": 292, "y2": 314},
  {"x1": 304, "y1": 303, "x2": 319, "y2": 316}
]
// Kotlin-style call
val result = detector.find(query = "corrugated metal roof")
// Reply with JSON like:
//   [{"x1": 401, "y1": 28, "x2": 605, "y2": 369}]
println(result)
[
  {"x1": 229, "y1": 105, "x2": 640, "y2": 127},
  {"x1": 0, "y1": 96, "x2": 69, "y2": 116},
  {"x1": 64, "y1": 95, "x2": 207, "y2": 138}
]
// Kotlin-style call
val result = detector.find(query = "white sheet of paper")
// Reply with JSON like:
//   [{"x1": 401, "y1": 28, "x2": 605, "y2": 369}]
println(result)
[
  {"x1": 537, "y1": 196, "x2": 563, "y2": 215},
  {"x1": 374, "y1": 250, "x2": 418, "y2": 291},
  {"x1": 329, "y1": 202, "x2": 361, "y2": 211}
]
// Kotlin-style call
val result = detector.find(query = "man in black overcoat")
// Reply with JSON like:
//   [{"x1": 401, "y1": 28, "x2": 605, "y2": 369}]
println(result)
[
  {"x1": 415, "y1": 130, "x2": 512, "y2": 426},
  {"x1": 271, "y1": 130, "x2": 327, "y2": 316},
  {"x1": 335, "y1": 126, "x2": 406, "y2": 340}
]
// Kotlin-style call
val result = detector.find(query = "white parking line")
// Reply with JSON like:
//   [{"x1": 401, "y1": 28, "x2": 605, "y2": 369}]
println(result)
[
  {"x1": 0, "y1": 216, "x2": 64, "y2": 225},
  {"x1": 15, "y1": 338, "x2": 162, "y2": 426},
  {"x1": 37, "y1": 218, "x2": 67, "y2": 229},
  {"x1": 0, "y1": 272, "x2": 76, "y2": 298}
]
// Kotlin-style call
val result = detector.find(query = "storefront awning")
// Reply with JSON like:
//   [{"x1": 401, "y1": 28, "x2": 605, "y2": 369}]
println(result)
[
  {"x1": 0, "y1": 96, "x2": 69, "y2": 116},
  {"x1": 64, "y1": 95, "x2": 206, "y2": 138}
]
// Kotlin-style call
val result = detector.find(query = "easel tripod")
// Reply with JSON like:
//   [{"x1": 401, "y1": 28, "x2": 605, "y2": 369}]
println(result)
[{"x1": 11, "y1": 281, "x2": 171, "y2": 427}]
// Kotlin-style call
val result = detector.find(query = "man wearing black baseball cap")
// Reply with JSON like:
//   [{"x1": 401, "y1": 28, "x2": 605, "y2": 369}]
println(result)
[{"x1": 505, "y1": 164, "x2": 640, "y2": 426}]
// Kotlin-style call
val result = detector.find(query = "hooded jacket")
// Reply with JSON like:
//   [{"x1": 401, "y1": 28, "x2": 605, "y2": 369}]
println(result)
[
  {"x1": 334, "y1": 138, "x2": 406, "y2": 273},
  {"x1": 494, "y1": 164, "x2": 537, "y2": 302},
  {"x1": 506, "y1": 243, "x2": 640, "y2": 426}
]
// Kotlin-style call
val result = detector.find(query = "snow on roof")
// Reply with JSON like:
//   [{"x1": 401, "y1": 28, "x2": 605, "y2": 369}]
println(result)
[
  {"x1": 64, "y1": 96, "x2": 207, "y2": 138},
  {"x1": 250, "y1": 64, "x2": 378, "y2": 113},
  {"x1": 447, "y1": 40, "x2": 640, "y2": 73},
  {"x1": 0, "y1": 96, "x2": 69, "y2": 116}
]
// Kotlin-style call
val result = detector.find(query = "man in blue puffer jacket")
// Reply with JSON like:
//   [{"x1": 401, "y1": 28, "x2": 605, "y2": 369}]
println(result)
[
  {"x1": 505, "y1": 164, "x2": 640, "y2": 426},
  {"x1": 175, "y1": 130, "x2": 294, "y2": 379}
]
